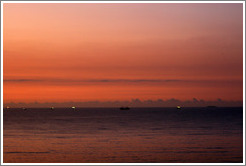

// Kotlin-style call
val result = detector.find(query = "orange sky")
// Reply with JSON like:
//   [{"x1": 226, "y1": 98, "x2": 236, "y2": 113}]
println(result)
[{"x1": 3, "y1": 3, "x2": 243, "y2": 103}]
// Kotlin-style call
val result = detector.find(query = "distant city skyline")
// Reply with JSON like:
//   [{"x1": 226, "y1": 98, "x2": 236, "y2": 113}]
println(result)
[
  {"x1": 3, "y1": 98, "x2": 243, "y2": 108},
  {"x1": 3, "y1": 3, "x2": 243, "y2": 104}
]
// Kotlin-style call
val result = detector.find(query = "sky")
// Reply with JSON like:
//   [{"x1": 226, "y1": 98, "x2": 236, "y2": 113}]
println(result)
[{"x1": 3, "y1": 3, "x2": 244, "y2": 105}]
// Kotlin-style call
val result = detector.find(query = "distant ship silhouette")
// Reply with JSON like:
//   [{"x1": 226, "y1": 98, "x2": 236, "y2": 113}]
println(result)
[
  {"x1": 120, "y1": 107, "x2": 130, "y2": 110},
  {"x1": 206, "y1": 106, "x2": 217, "y2": 109},
  {"x1": 206, "y1": 106, "x2": 217, "y2": 108}
]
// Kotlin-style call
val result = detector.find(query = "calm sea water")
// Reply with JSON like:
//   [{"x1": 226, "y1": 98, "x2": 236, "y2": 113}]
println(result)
[{"x1": 3, "y1": 107, "x2": 243, "y2": 163}]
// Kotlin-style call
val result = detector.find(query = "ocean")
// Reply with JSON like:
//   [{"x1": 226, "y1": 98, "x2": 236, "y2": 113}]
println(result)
[{"x1": 3, "y1": 107, "x2": 243, "y2": 163}]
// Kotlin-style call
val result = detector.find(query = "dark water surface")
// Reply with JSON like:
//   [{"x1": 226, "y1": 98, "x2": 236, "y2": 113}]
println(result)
[{"x1": 3, "y1": 107, "x2": 243, "y2": 163}]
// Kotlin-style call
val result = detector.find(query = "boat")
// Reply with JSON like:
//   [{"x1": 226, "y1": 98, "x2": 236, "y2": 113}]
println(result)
[
  {"x1": 206, "y1": 106, "x2": 217, "y2": 110},
  {"x1": 120, "y1": 107, "x2": 130, "y2": 110},
  {"x1": 206, "y1": 106, "x2": 217, "y2": 108}
]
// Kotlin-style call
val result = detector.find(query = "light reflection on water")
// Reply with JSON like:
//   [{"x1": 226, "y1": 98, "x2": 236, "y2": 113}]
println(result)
[{"x1": 3, "y1": 107, "x2": 243, "y2": 163}]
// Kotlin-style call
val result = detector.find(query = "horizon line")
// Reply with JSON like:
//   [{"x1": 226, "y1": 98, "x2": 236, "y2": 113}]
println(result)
[{"x1": 3, "y1": 99, "x2": 243, "y2": 103}]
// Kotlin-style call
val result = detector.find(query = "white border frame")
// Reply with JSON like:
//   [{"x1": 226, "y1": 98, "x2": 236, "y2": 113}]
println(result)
[
  {"x1": 1, "y1": 1, "x2": 245, "y2": 165},
  {"x1": 0, "y1": 1, "x2": 245, "y2": 3}
]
